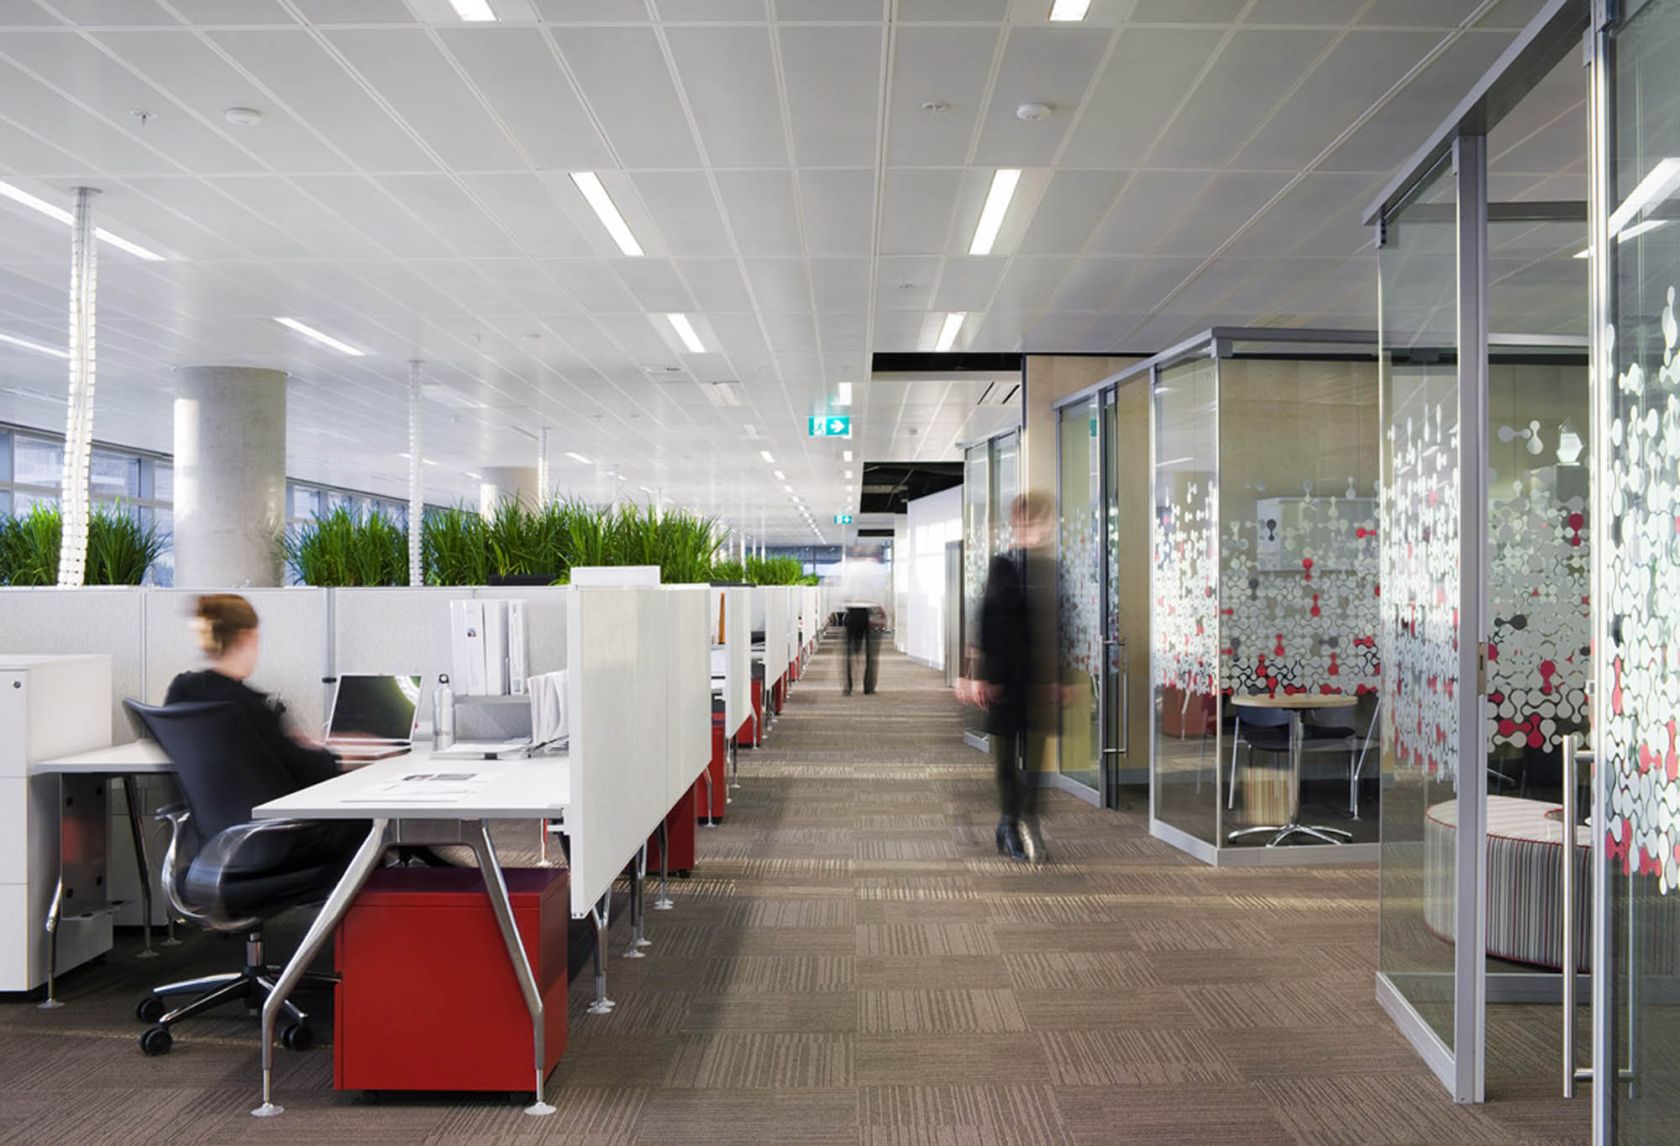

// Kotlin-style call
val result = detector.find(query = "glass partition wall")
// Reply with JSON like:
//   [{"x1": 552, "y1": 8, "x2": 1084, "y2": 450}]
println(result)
[{"x1": 961, "y1": 428, "x2": 1020, "y2": 751}]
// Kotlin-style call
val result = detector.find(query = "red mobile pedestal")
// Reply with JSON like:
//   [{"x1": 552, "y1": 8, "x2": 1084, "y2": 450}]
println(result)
[
  {"x1": 699, "y1": 702, "x2": 727, "y2": 823},
  {"x1": 647, "y1": 779, "x2": 698, "y2": 874},
  {"x1": 334, "y1": 866, "x2": 568, "y2": 1093}
]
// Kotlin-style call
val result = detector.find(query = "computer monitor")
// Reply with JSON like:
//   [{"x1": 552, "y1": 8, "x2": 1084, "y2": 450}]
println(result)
[{"x1": 328, "y1": 674, "x2": 422, "y2": 743}]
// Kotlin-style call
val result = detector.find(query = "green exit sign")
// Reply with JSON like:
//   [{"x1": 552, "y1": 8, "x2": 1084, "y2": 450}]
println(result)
[
  {"x1": 833, "y1": 514, "x2": 854, "y2": 525},
  {"x1": 807, "y1": 415, "x2": 851, "y2": 438}
]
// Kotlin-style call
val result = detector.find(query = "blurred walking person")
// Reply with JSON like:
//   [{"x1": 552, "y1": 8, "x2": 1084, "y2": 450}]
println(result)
[
  {"x1": 843, "y1": 600, "x2": 883, "y2": 695},
  {"x1": 959, "y1": 491, "x2": 1055, "y2": 863}
]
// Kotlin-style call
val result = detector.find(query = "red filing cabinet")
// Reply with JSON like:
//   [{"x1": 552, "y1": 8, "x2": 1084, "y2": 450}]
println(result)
[
  {"x1": 699, "y1": 703, "x2": 727, "y2": 823},
  {"x1": 648, "y1": 779, "x2": 698, "y2": 874},
  {"x1": 334, "y1": 866, "x2": 568, "y2": 1093}
]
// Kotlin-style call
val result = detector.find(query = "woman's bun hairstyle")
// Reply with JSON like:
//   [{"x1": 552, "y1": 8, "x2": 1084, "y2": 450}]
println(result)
[{"x1": 194, "y1": 594, "x2": 258, "y2": 657}]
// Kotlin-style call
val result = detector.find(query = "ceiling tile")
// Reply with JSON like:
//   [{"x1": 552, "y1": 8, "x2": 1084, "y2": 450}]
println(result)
[
  {"x1": 885, "y1": 26, "x2": 999, "y2": 168},
  {"x1": 666, "y1": 25, "x2": 789, "y2": 167},
  {"x1": 779, "y1": 25, "x2": 881, "y2": 168},
  {"x1": 972, "y1": 27, "x2": 1109, "y2": 168},
  {"x1": 558, "y1": 26, "x2": 702, "y2": 168},
  {"x1": 1058, "y1": 26, "x2": 1226, "y2": 169},
  {"x1": 437, "y1": 27, "x2": 615, "y2": 171},
  {"x1": 714, "y1": 169, "x2": 801, "y2": 255}
]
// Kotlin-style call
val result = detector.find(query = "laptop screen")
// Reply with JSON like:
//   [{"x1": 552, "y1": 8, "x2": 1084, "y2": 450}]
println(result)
[{"x1": 329, "y1": 675, "x2": 422, "y2": 742}]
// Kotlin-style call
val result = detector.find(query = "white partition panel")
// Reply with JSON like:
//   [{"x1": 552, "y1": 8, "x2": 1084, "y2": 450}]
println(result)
[
  {"x1": 0, "y1": 588, "x2": 144, "y2": 741},
  {"x1": 722, "y1": 587, "x2": 750, "y2": 735},
  {"x1": 145, "y1": 590, "x2": 331, "y2": 733},
  {"x1": 334, "y1": 587, "x2": 472, "y2": 725},
  {"x1": 751, "y1": 587, "x2": 766, "y2": 633},
  {"x1": 764, "y1": 587, "x2": 789, "y2": 684},
  {"x1": 663, "y1": 586, "x2": 711, "y2": 805},
  {"x1": 784, "y1": 588, "x2": 799, "y2": 668},
  {"x1": 566, "y1": 587, "x2": 667, "y2": 918}
]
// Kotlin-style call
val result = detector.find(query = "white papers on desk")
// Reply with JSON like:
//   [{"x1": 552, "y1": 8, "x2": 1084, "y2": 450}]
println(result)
[
  {"x1": 353, "y1": 772, "x2": 488, "y2": 802},
  {"x1": 528, "y1": 669, "x2": 569, "y2": 748}
]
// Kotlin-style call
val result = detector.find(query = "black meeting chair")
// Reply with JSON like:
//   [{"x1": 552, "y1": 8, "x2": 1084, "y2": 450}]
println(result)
[{"x1": 123, "y1": 699, "x2": 364, "y2": 1057}]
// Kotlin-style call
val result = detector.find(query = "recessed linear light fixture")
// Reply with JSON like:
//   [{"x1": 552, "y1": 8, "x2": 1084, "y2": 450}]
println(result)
[
  {"x1": 0, "y1": 331, "x2": 70, "y2": 359},
  {"x1": 666, "y1": 313, "x2": 705, "y2": 353},
  {"x1": 773, "y1": 470, "x2": 786, "y2": 480},
  {"x1": 566, "y1": 451, "x2": 591, "y2": 464},
  {"x1": 0, "y1": 179, "x2": 164, "y2": 260},
  {"x1": 935, "y1": 312, "x2": 965, "y2": 353},
  {"x1": 449, "y1": 0, "x2": 497, "y2": 19},
  {"x1": 570, "y1": 172, "x2": 643, "y2": 256},
  {"x1": 1049, "y1": 0, "x2": 1092, "y2": 20},
  {"x1": 274, "y1": 317, "x2": 364, "y2": 356},
  {"x1": 969, "y1": 168, "x2": 1021, "y2": 255},
  {"x1": 835, "y1": 382, "x2": 853, "y2": 407},
  {"x1": 844, "y1": 469, "x2": 853, "y2": 480},
  {"x1": 760, "y1": 450, "x2": 775, "y2": 464},
  {"x1": 843, "y1": 449, "x2": 853, "y2": 462}
]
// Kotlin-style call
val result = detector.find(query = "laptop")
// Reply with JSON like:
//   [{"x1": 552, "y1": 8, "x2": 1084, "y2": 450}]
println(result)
[{"x1": 325, "y1": 674, "x2": 422, "y2": 763}]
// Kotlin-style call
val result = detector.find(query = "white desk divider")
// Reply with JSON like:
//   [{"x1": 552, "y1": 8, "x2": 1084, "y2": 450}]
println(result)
[
  {"x1": 0, "y1": 588, "x2": 144, "y2": 740},
  {"x1": 662, "y1": 586, "x2": 711, "y2": 807},
  {"x1": 570, "y1": 565, "x2": 659, "y2": 587},
  {"x1": 750, "y1": 586, "x2": 767, "y2": 635},
  {"x1": 720, "y1": 587, "x2": 750, "y2": 736},
  {"x1": 332, "y1": 587, "x2": 473, "y2": 725},
  {"x1": 764, "y1": 588, "x2": 789, "y2": 684},
  {"x1": 565, "y1": 586, "x2": 668, "y2": 920}
]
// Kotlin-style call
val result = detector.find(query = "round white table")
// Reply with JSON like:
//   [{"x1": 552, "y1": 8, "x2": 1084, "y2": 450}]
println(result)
[{"x1": 1228, "y1": 693, "x2": 1357, "y2": 847}]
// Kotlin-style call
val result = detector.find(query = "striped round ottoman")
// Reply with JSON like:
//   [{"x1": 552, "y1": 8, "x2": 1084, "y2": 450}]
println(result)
[{"x1": 1423, "y1": 795, "x2": 1589, "y2": 971}]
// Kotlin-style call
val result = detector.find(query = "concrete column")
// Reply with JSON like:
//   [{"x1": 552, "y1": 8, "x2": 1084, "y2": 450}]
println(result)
[
  {"x1": 172, "y1": 366, "x2": 288, "y2": 588},
  {"x1": 479, "y1": 465, "x2": 538, "y2": 514}
]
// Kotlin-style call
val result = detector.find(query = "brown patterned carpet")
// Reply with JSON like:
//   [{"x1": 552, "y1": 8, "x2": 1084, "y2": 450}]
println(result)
[{"x1": 0, "y1": 640, "x2": 1588, "y2": 1144}]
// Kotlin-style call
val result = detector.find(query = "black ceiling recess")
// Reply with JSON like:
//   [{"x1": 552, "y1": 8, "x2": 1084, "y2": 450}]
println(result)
[{"x1": 859, "y1": 461, "x2": 963, "y2": 515}]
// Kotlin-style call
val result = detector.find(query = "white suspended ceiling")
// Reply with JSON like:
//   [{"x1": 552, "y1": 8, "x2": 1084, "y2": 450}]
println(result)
[{"x1": 0, "y1": 0, "x2": 1573, "y2": 540}]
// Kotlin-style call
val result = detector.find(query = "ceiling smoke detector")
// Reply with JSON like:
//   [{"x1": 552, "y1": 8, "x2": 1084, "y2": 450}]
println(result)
[
  {"x1": 921, "y1": 101, "x2": 949, "y2": 114},
  {"x1": 1016, "y1": 102, "x2": 1053, "y2": 122},
  {"x1": 224, "y1": 106, "x2": 263, "y2": 126}
]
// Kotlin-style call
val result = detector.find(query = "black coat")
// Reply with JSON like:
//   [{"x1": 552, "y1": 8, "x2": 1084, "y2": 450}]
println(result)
[
  {"x1": 978, "y1": 547, "x2": 1054, "y2": 738},
  {"x1": 164, "y1": 670, "x2": 338, "y2": 790}
]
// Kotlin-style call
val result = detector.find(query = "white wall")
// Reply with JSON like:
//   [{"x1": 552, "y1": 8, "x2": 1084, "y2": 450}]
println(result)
[
  {"x1": 904, "y1": 487, "x2": 962, "y2": 669},
  {"x1": 891, "y1": 514, "x2": 910, "y2": 653}
]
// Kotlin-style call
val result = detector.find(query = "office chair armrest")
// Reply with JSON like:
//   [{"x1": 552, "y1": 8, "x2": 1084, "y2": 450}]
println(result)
[
  {"x1": 152, "y1": 802, "x2": 189, "y2": 824},
  {"x1": 153, "y1": 804, "x2": 208, "y2": 927}
]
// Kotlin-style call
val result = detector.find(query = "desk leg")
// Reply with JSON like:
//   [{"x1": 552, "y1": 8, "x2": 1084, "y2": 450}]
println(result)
[
  {"x1": 467, "y1": 820, "x2": 556, "y2": 1117},
  {"x1": 38, "y1": 874, "x2": 64, "y2": 1010},
  {"x1": 653, "y1": 822, "x2": 673, "y2": 911},
  {"x1": 727, "y1": 737, "x2": 739, "y2": 798},
  {"x1": 625, "y1": 845, "x2": 649, "y2": 957},
  {"x1": 701, "y1": 770, "x2": 717, "y2": 829},
  {"x1": 252, "y1": 819, "x2": 389, "y2": 1119},
  {"x1": 588, "y1": 895, "x2": 616, "y2": 1015},
  {"x1": 121, "y1": 778, "x2": 157, "y2": 959}
]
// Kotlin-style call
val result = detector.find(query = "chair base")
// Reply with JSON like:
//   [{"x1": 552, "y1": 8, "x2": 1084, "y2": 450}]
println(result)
[{"x1": 136, "y1": 930, "x2": 338, "y2": 1055}]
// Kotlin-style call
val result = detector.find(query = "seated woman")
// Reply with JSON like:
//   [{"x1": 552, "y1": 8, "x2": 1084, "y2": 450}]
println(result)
[{"x1": 166, "y1": 594, "x2": 338, "y2": 790}]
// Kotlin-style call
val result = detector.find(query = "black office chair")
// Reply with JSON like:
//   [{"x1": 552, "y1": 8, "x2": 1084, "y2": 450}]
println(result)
[{"x1": 123, "y1": 699, "x2": 363, "y2": 1057}]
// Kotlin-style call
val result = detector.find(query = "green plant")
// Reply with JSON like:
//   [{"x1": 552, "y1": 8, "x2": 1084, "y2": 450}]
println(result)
[
  {"x1": 484, "y1": 498, "x2": 565, "y2": 580},
  {"x1": 0, "y1": 503, "x2": 62, "y2": 586},
  {"x1": 709, "y1": 558, "x2": 746, "y2": 583},
  {"x1": 745, "y1": 554, "x2": 807, "y2": 586},
  {"x1": 86, "y1": 503, "x2": 165, "y2": 585},
  {"x1": 422, "y1": 505, "x2": 491, "y2": 586},
  {"x1": 282, "y1": 505, "x2": 406, "y2": 587},
  {"x1": 557, "y1": 498, "x2": 611, "y2": 569}
]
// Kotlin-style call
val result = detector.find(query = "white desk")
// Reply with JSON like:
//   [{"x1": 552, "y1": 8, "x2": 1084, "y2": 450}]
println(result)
[
  {"x1": 33, "y1": 738, "x2": 178, "y2": 998},
  {"x1": 247, "y1": 746, "x2": 572, "y2": 1119}
]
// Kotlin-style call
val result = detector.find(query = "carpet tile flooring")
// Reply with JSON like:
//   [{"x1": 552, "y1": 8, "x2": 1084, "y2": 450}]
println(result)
[{"x1": 0, "y1": 641, "x2": 1589, "y2": 1144}]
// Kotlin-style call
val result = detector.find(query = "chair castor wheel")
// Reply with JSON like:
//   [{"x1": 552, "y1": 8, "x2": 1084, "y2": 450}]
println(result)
[
  {"x1": 139, "y1": 1025, "x2": 173, "y2": 1056},
  {"x1": 136, "y1": 995, "x2": 167, "y2": 1023},
  {"x1": 280, "y1": 1022, "x2": 313, "y2": 1052}
]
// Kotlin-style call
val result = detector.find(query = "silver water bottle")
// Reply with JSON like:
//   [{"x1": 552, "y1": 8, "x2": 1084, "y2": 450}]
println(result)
[{"x1": 433, "y1": 673, "x2": 455, "y2": 749}]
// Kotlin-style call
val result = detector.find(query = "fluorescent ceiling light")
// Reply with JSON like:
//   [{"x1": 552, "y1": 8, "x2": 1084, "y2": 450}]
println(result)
[
  {"x1": 935, "y1": 312, "x2": 965, "y2": 353},
  {"x1": 465, "y1": 471, "x2": 482, "y2": 479},
  {"x1": 1609, "y1": 158, "x2": 1680, "y2": 235},
  {"x1": 0, "y1": 179, "x2": 164, "y2": 260},
  {"x1": 449, "y1": 0, "x2": 496, "y2": 19},
  {"x1": 570, "y1": 172, "x2": 643, "y2": 256},
  {"x1": 0, "y1": 331, "x2": 69, "y2": 359},
  {"x1": 836, "y1": 382, "x2": 853, "y2": 407},
  {"x1": 842, "y1": 449, "x2": 853, "y2": 462},
  {"x1": 783, "y1": 484, "x2": 794, "y2": 492},
  {"x1": 773, "y1": 470, "x2": 785, "y2": 480},
  {"x1": 1049, "y1": 0, "x2": 1092, "y2": 19},
  {"x1": 566, "y1": 451, "x2": 591, "y2": 464},
  {"x1": 760, "y1": 450, "x2": 775, "y2": 464},
  {"x1": 969, "y1": 169, "x2": 1021, "y2": 255},
  {"x1": 274, "y1": 317, "x2": 364, "y2": 356},
  {"x1": 666, "y1": 313, "x2": 705, "y2": 353},
  {"x1": 844, "y1": 469, "x2": 853, "y2": 479}
]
